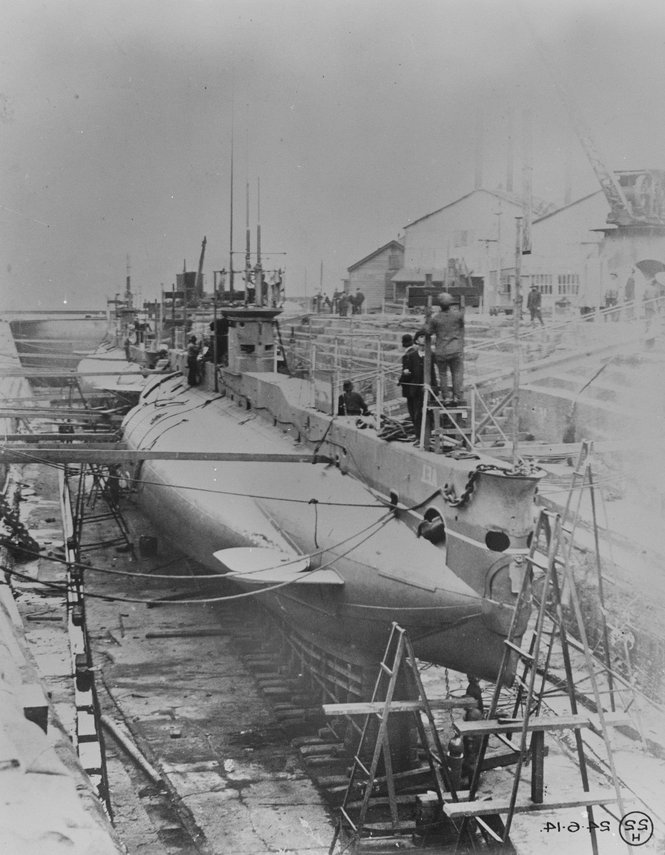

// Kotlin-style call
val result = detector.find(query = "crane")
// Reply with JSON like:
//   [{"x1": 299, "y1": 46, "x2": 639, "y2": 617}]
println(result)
[{"x1": 521, "y1": 6, "x2": 665, "y2": 227}]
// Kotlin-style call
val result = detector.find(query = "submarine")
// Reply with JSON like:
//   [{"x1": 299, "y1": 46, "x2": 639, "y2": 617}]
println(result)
[{"x1": 120, "y1": 302, "x2": 542, "y2": 689}]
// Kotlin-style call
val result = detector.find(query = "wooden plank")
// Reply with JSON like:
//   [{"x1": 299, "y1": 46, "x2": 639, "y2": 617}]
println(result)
[
  {"x1": 0, "y1": 368, "x2": 146, "y2": 378},
  {"x1": 443, "y1": 788, "x2": 618, "y2": 818},
  {"x1": 361, "y1": 820, "x2": 416, "y2": 833},
  {"x1": 346, "y1": 791, "x2": 470, "y2": 810},
  {"x1": 15, "y1": 352, "x2": 110, "y2": 361},
  {"x1": 481, "y1": 440, "x2": 631, "y2": 459},
  {"x1": 0, "y1": 408, "x2": 120, "y2": 419},
  {"x1": 531, "y1": 730, "x2": 545, "y2": 803},
  {"x1": 453, "y1": 711, "x2": 630, "y2": 736},
  {"x1": 323, "y1": 697, "x2": 479, "y2": 716},
  {"x1": 1, "y1": 433, "x2": 118, "y2": 443},
  {"x1": 0, "y1": 447, "x2": 334, "y2": 465}
]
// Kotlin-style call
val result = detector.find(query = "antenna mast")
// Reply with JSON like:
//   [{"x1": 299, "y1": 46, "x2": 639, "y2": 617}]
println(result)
[
  {"x1": 244, "y1": 181, "x2": 251, "y2": 305},
  {"x1": 228, "y1": 104, "x2": 234, "y2": 298},
  {"x1": 125, "y1": 254, "x2": 132, "y2": 308},
  {"x1": 512, "y1": 218, "x2": 523, "y2": 468},
  {"x1": 256, "y1": 178, "x2": 263, "y2": 306}
]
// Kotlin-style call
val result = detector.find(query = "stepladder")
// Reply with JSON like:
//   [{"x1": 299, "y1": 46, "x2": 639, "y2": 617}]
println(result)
[
  {"x1": 419, "y1": 382, "x2": 472, "y2": 451},
  {"x1": 446, "y1": 506, "x2": 630, "y2": 854},
  {"x1": 327, "y1": 623, "x2": 476, "y2": 854}
]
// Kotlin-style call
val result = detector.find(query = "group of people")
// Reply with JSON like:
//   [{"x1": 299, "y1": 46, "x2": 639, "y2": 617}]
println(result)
[
  {"x1": 314, "y1": 288, "x2": 365, "y2": 316},
  {"x1": 336, "y1": 292, "x2": 467, "y2": 441},
  {"x1": 603, "y1": 270, "x2": 664, "y2": 327},
  {"x1": 336, "y1": 288, "x2": 365, "y2": 316},
  {"x1": 398, "y1": 292, "x2": 465, "y2": 438}
]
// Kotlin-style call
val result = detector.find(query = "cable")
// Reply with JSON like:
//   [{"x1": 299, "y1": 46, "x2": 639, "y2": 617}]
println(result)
[
  {"x1": 3, "y1": 445, "x2": 389, "y2": 508},
  {"x1": 8, "y1": 437, "x2": 450, "y2": 513},
  {"x1": 3, "y1": 512, "x2": 394, "y2": 605},
  {"x1": 4, "y1": 506, "x2": 491, "y2": 608},
  {"x1": 5, "y1": 508, "x2": 396, "y2": 581}
]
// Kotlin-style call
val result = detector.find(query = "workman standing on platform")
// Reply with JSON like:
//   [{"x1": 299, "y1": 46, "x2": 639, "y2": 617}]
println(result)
[
  {"x1": 186, "y1": 335, "x2": 200, "y2": 386},
  {"x1": 337, "y1": 380, "x2": 370, "y2": 416},
  {"x1": 398, "y1": 333, "x2": 417, "y2": 428},
  {"x1": 401, "y1": 330, "x2": 436, "y2": 439},
  {"x1": 426, "y1": 292, "x2": 465, "y2": 405}
]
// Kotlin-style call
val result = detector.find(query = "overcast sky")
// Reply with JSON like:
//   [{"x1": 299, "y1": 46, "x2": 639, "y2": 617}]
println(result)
[{"x1": 2, "y1": 0, "x2": 665, "y2": 309}]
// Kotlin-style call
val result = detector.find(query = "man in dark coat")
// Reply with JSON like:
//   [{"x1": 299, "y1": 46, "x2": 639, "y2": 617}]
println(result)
[
  {"x1": 398, "y1": 333, "x2": 417, "y2": 429},
  {"x1": 402, "y1": 330, "x2": 436, "y2": 438},
  {"x1": 526, "y1": 285, "x2": 544, "y2": 326},
  {"x1": 186, "y1": 335, "x2": 200, "y2": 386},
  {"x1": 337, "y1": 380, "x2": 370, "y2": 416},
  {"x1": 353, "y1": 288, "x2": 365, "y2": 314}
]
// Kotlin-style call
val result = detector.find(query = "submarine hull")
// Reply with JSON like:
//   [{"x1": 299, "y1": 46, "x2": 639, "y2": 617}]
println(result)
[{"x1": 122, "y1": 373, "x2": 526, "y2": 682}]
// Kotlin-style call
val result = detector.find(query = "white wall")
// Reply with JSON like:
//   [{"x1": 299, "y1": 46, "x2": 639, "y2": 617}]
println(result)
[{"x1": 403, "y1": 191, "x2": 523, "y2": 307}]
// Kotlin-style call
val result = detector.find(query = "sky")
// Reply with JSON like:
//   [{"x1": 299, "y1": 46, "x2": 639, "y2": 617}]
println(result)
[{"x1": 2, "y1": 0, "x2": 665, "y2": 309}]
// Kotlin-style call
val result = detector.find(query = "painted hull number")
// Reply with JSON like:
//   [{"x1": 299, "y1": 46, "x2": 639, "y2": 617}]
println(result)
[{"x1": 422, "y1": 463, "x2": 437, "y2": 487}]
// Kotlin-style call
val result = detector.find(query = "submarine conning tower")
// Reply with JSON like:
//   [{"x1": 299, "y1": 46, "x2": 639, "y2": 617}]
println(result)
[{"x1": 221, "y1": 306, "x2": 282, "y2": 374}]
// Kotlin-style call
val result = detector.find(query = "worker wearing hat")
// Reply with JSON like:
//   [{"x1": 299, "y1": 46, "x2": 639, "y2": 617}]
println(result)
[
  {"x1": 186, "y1": 335, "x2": 200, "y2": 386},
  {"x1": 526, "y1": 284, "x2": 544, "y2": 327},
  {"x1": 426, "y1": 292, "x2": 465, "y2": 406}
]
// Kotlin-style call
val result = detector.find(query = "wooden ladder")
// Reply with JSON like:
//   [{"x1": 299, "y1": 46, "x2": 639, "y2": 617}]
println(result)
[
  {"x1": 447, "y1": 503, "x2": 628, "y2": 853},
  {"x1": 419, "y1": 382, "x2": 472, "y2": 451},
  {"x1": 327, "y1": 622, "x2": 462, "y2": 854}
]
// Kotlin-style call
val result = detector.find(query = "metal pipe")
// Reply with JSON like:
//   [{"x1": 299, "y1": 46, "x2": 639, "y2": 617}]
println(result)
[{"x1": 101, "y1": 715, "x2": 163, "y2": 786}]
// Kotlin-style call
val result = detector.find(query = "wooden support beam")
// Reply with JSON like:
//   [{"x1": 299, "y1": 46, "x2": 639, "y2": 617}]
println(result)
[
  {"x1": 1, "y1": 433, "x2": 119, "y2": 443},
  {"x1": 0, "y1": 445, "x2": 333, "y2": 465},
  {"x1": 0, "y1": 368, "x2": 146, "y2": 378},
  {"x1": 323, "y1": 697, "x2": 478, "y2": 716},
  {"x1": 0, "y1": 409, "x2": 120, "y2": 420},
  {"x1": 453, "y1": 711, "x2": 629, "y2": 736},
  {"x1": 443, "y1": 788, "x2": 618, "y2": 818},
  {"x1": 14, "y1": 352, "x2": 119, "y2": 361},
  {"x1": 531, "y1": 730, "x2": 545, "y2": 803},
  {"x1": 479, "y1": 440, "x2": 631, "y2": 460}
]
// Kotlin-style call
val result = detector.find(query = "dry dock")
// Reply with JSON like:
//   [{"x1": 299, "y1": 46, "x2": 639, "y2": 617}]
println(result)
[
  {"x1": 7, "y1": 458, "x2": 334, "y2": 854},
  {"x1": 3, "y1": 314, "x2": 665, "y2": 854},
  {"x1": 6, "y1": 443, "x2": 665, "y2": 854}
]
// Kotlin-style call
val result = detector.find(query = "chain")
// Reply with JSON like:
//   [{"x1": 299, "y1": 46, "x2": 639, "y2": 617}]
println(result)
[
  {"x1": 444, "y1": 667, "x2": 455, "y2": 725},
  {"x1": 0, "y1": 491, "x2": 40, "y2": 557},
  {"x1": 441, "y1": 462, "x2": 526, "y2": 508},
  {"x1": 442, "y1": 467, "x2": 479, "y2": 507}
]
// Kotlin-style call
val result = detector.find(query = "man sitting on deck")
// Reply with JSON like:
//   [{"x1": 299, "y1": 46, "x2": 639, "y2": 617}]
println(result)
[{"x1": 337, "y1": 380, "x2": 370, "y2": 416}]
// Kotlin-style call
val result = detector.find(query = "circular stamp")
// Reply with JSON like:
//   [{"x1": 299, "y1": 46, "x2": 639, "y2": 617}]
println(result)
[{"x1": 619, "y1": 811, "x2": 654, "y2": 846}]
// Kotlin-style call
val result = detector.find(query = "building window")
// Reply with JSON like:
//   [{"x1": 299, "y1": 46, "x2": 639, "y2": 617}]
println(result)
[
  {"x1": 453, "y1": 229, "x2": 470, "y2": 247},
  {"x1": 388, "y1": 252, "x2": 401, "y2": 270},
  {"x1": 557, "y1": 273, "x2": 579, "y2": 296},
  {"x1": 529, "y1": 274, "x2": 553, "y2": 295}
]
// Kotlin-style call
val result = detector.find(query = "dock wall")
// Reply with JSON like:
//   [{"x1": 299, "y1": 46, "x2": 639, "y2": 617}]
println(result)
[{"x1": 0, "y1": 319, "x2": 123, "y2": 854}]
